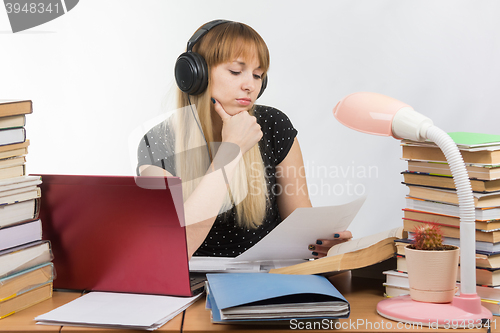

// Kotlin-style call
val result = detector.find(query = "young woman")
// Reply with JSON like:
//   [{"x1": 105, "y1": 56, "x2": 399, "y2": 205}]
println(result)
[{"x1": 137, "y1": 20, "x2": 351, "y2": 259}]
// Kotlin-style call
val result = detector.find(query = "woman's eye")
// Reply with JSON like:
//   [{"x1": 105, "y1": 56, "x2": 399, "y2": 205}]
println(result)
[
  {"x1": 229, "y1": 70, "x2": 240, "y2": 75},
  {"x1": 253, "y1": 74, "x2": 262, "y2": 80}
]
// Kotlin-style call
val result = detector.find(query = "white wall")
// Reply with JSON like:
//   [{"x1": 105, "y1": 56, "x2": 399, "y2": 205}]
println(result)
[{"x1": 1, "y1": 0, "x2": 499, "y2": 238}]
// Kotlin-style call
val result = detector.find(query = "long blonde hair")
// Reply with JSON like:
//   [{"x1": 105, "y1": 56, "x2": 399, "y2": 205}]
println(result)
[{"x1": 175, "y1": 21, "x2": 269, "y2": 229}]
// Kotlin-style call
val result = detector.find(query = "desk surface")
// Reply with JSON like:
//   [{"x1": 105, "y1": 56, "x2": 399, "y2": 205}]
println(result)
[
  {"x1": 1, "y1": 273, "x2": 497, "y2": 332},
  {"x1": 1, "y1": 291, "x2": 79, "y2": 332}
]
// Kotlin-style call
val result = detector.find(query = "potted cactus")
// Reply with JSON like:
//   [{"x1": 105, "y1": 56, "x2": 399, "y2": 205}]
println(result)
[{"x1": 405, "y1": 224, "x2": 459, "y2": 303}]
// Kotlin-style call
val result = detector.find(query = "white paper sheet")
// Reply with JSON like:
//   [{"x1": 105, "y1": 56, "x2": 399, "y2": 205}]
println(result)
[
  {"x1": 189, "y1": 196, "x2": 366, "y2": 271},
  {"x1": 35, "y1": 292, "x2": 202, "y2": 331},
  {"x1": 235, "y1": 196, "x2": 366, "y2": 260}
]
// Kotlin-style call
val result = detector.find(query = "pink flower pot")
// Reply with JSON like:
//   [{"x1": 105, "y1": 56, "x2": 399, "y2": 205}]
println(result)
[{"x1": 405, "y1": 245, "x2": 459, "y2": 303}]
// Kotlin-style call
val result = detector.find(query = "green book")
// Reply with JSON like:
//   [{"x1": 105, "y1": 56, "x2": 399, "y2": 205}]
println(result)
[{"x1": 448, "y1": 132, "x2": 500, "y2": 148}]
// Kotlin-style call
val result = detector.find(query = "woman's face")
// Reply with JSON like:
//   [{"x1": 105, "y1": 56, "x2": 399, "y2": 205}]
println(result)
[{"x1": 210, "y1": 55, "x2": 264, "y2": 116}]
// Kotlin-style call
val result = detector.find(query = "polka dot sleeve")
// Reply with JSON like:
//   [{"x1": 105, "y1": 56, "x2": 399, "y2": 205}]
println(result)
[
  {"x1": 136, "y1": 122, "x2": 176, "y2": 176},
  {"x1": 255, "y1": 106, "x2": 298, "y2": 165}
]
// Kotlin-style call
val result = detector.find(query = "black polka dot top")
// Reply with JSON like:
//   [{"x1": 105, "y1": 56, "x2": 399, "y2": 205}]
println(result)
[{"x1": 137, "y1": 105, "x2": 298, "y2": 257}]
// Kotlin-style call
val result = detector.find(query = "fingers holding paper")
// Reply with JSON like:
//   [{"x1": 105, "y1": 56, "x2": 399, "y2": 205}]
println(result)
[{"x1": 309, "y1": 230, "x2": 353, "y2": 258}]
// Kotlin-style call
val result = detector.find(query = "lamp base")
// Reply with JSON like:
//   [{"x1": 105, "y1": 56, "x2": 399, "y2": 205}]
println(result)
[{"x1": 377, "y1": 295, "x2": 492, "y2": 328}]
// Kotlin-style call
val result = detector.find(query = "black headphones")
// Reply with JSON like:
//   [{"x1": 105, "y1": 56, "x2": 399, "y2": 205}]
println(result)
[{"x1": 174, "y1": 19, "x2": 268, "y2": 98}]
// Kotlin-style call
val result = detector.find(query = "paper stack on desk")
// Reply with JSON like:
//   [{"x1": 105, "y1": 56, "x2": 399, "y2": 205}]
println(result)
[{"x1": 35, "y1": 292, "x2": 202, "y2": 330}]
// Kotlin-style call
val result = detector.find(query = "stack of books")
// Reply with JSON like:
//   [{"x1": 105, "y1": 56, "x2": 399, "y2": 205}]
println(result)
[
  {"x1": 0, "y1": 100, "x2": 54, "y2": 320},
  {"x1": 383, "y1": 132, "x2": 500, "y2": 315}
]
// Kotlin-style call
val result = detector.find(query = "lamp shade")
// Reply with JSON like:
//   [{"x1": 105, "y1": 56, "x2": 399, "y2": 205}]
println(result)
[{"x1": 333, "y1": 92, "x2": 411, "y2": 137}]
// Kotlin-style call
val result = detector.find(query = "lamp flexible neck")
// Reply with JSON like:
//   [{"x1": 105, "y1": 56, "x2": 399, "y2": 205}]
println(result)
[{"x1": 425, "y1": 126, "x2": 476, "y2": 295}]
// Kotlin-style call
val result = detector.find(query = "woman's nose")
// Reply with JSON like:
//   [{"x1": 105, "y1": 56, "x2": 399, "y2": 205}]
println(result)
[{"x1": 242, "y1": 73, "x2": 255, "y2": 92}]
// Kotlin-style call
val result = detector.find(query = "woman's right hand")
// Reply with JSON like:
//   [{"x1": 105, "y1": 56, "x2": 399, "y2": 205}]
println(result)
[
  {"x1": 309, "y1": 231, "x2": 353, "y2": 258},
  {"x1": 213, "y1": 99, "x2": 263, "y2": 155}
]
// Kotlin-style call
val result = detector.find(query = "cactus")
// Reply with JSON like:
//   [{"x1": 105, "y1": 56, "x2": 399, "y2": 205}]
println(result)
[{"x1": 412, "y1": 224, "x2": 444, "y2": 250}]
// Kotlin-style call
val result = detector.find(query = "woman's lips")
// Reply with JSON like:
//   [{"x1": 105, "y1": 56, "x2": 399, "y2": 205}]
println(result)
[{"x1": 236, "y1": 98, "x2": 251, "y2": 106}]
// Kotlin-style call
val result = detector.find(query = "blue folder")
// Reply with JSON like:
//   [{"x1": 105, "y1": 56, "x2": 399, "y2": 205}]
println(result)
[{"x1": 206, "y1": 272, "x2": 350, "y2": 323}]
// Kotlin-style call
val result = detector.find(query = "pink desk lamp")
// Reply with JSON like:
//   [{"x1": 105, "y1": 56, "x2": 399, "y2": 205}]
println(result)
[{"x1": 333, "y1": 92, "x2": 491, "y2": 326}]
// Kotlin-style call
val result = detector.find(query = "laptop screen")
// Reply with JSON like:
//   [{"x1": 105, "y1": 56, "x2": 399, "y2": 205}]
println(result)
[{"x1": 36, "y1": 174, "x2": 194, "y2": 297}]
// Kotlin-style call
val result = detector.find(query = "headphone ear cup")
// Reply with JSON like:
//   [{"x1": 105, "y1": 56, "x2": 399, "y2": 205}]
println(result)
[
  {"x1": 257, "y1": 75, "x2": 268, "y2": 99},
  {"x1": 175, "y1": 52, "x2": 209, "y2": 95}
]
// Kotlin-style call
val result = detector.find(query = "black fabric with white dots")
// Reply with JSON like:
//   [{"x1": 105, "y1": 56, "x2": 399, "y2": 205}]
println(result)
[{"x1": 137, "y1": 105, "x2": 298, "y2": 257}]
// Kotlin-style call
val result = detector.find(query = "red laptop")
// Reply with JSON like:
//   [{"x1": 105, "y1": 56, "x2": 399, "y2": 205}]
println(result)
[{"x1": 35, "y1": 174, "x2": 203, "y2": 297}]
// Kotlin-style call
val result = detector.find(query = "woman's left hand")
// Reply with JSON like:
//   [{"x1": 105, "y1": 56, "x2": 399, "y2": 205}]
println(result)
[{"x1": 308, "y1": 230, "x2": 353, "y2": 258}]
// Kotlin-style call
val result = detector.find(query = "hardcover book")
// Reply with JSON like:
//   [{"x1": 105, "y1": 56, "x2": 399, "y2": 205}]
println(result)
[
  {"x1": 0, "y1": 263, "x2": 54, "y2": 302},
  {"x1": 0, "y1": 282, "x2": 52, "y2": 319},
  {"x1": 0, "y1": 140, "x2": 29, "y2": 160},
  {"x1": 269, "y1": 227, "x2": 404, "y2": 275},
  {"x1": 0, "y1": 240, "x2": 52, "y2": 278},
  {"x1": 406, "y1": 185, "x2": 500, "y2": 208},
  {"x1": 0, "y1": 199, "x2": 40, "y2": 229},
  {"x1": 0, "y1": 219, "x2": 42, "y2": 252},
  {"x1": 0, "y1": 115, "x2": 26, "y2": 131},
  {"x1": 405, "y1": 197, "x2": 500, "y2": 221},
  {"x1": 403, "y1": 209, "x2": 500, "y2": 231},
  {"x1": 402, "y1": 172, "x2": 500, "y2": 193},
  {"x1": 407, "y1": 160, "x2": 500, "y2": 181},
  {"x1": 0, "y1": 100, "x2": 32, "y2": 118},
  {"x1": 403, "y1": 219, "x2": 500, "y2": 243}
]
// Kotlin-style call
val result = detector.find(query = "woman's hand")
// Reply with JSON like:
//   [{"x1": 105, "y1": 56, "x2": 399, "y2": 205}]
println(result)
[
  {"x1": 213, "y1": 99, "x2": 262, "y2": 155},
  {"x1": 308, "y1": 230, "x2": 353, "y2": 258}
]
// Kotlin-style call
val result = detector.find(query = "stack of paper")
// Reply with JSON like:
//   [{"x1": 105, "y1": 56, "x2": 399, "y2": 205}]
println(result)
[{"x1": 35, "y1": 292, "x2": 202, "y2": 330}]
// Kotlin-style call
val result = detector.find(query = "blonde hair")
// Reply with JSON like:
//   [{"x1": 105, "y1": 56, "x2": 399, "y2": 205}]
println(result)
[{"x1": 175, "y1": 22, "x2": 269, "y2": 229}]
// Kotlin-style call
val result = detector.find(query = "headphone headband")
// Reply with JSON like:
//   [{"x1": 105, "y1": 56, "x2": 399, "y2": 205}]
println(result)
[{"x1": 186, "y1": 20, "x2": 231, "y2": 52}]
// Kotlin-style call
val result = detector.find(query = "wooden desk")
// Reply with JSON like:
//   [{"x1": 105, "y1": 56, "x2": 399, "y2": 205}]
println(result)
[
  {"x1": 2, "y1": 275, "x2": 498, "y2": 332},
  {"x1": 0, "y1": 291, "x2": 80, "y2": 332},
  {"x1": 182, "y1": 272, "x2": 498, "y2": 333}
]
